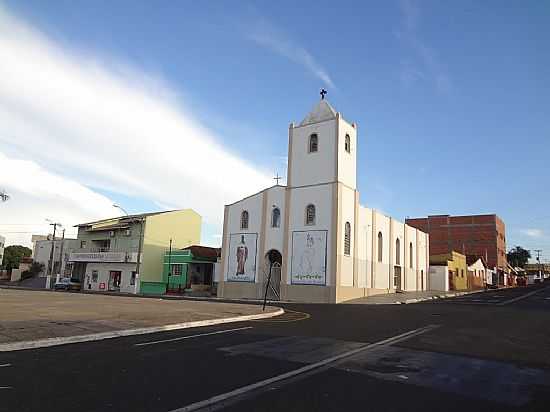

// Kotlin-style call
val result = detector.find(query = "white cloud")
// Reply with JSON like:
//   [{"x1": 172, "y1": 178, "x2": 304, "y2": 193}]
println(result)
[
  {"x1": 0, "y1": 151, "x2": 117, "y2": 246},
  {"x1": 249, "y1": 19, "x2": 335, "y2": 89},
  {"x1": 0, "y1": 7, "x2": 273, "y2": 245},
  {"x1": 520, "y1": 229, "x2": 544, "y2": 238},
  {"x1": 396, "y1": 0, "x2": 452, "y2": 93}
]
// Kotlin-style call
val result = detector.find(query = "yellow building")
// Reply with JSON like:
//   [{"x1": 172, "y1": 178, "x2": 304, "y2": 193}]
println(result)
[
  {"x1": 430, "y1": 251, "x2": 469, "y2": 291},
  {"x1": 70, "y1": 209, "x2": 202, "y2": 295}
]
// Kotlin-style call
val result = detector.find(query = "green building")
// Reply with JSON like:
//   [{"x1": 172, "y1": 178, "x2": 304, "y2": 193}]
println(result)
[{"x1": 163, "y1": 245, "x2": 220, "y2": 294}]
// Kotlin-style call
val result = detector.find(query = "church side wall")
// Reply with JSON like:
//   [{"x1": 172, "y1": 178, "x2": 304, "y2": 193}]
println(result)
[
  {"x1": 290, "y1": 122, "x2": 337, "y2": 187},
  {"x1": 374, "y1": 211, "x2": 391, "y2": 290},
  {"x1": 357, "y1": 207, "x2": 373, "y2": 288},
  {"x1": 404, "y1": 225, "x2": 418, "y2": 291},
  {"x1": 418, "y1": 230, "x2": 429, "y2": 290},
  {"x1": 392, "y1": 219, "x2": 405, "y2": 290},
  {"x1": 339, "y1": 186, "x2": 356, "y2": 287}
]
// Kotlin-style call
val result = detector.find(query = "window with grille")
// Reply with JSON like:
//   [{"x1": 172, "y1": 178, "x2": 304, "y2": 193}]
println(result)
[
  {"x1": 305, "y1": 204, "x2": 316, "y2": 225},
  {"x1": 272, "y1": 208, "x2": 280, "y2": 228},
  {"x1": 309, "y1": 134, "x2": 318, "y2": 153},
  {"x1": 345, "y1": 134, "x2": 351, "y2": 153},
  {"x1": 240, "y1": 210, "x2": 249, "y2": 229},
  {"x1": 344, "y1": 222, "x2": 351, "y2": 255},
  {"x1": 377, "y1": 232, "x2": 383, "y2": 262}
]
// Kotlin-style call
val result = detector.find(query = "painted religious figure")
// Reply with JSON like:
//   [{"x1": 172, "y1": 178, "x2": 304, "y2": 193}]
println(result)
[{"x1": 235, "y1": 235, "x2": 248, "y2": 275}]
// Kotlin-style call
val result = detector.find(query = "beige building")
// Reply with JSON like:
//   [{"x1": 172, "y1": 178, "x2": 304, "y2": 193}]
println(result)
[{"x1": 218, "y1": 98, "x2": 429, "y2": 303}]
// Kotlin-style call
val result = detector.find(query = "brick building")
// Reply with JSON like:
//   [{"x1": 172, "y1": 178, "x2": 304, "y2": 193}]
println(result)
[{"x1": 405, "y1": 214, "x2": 507, "y2": 275}]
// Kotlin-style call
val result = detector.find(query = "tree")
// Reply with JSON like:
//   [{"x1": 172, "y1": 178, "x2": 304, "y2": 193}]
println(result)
[
  {"x1": 1, "y1": 245, "x2": 32, "y2": 271},
  {"x1": 507, "y1": 246, "x2": 531, "y2": 268}
]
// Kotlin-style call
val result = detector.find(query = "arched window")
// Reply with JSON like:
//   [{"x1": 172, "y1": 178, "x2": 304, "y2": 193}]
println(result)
[
  {"x1": 305, "y1": 204, "x2": 316, "y2": 225},
  {"x1": 344, "y1": 222, "x2": 351, "y2": 255},
  {"x1": 345, "y1": 134, "x2": 351, "y2": 153},
  {"x1": 271, "y1": 208, "x2": 280, "y2": 228},
  {"x1": 377, "y1": 232, "x2": 383, "y2": 262},
  {"x1": 240, "y1": 210, "x2": 249, "y2": 230},
  {"x1": 409, "y1": 242, "x2": 413, "y2": 268},
  {"x1": 309, "y1": 134, "x2": 318, "y2": 153},
  {"x1": 395, "y1": 238, "x2": 401, "y2": 265}
]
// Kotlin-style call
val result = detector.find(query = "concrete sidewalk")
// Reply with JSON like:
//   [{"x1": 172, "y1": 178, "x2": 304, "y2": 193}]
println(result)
[
  {"x1": 0, "y1": 289, "x2": 282, "y2": 351},
  {"x1": 344, "y1": 289, "x2": 485, "y2": 305}
]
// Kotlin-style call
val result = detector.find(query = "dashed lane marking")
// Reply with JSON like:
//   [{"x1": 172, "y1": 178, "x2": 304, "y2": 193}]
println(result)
[
  {"x1": 134, "y1": 326, "x2": 253, "y2": 347},
  {"x1": 0, "y1": 386, "x2": 13, "y2": 390},
  {"x1": 0, "y1": 364, "x2": 11, "y2": 368}
]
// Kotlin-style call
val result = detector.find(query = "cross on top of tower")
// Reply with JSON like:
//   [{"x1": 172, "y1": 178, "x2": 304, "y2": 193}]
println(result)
[
  {"x1": 320, "y1": 89, "x2": 327, "y2": 100},
  {"x1": 274, "y1": 173, "x2": 282, "y2": 185}
]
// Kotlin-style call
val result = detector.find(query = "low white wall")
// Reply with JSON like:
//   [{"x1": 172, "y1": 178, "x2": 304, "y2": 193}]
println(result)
[
  {"x1": 83, "y1": 263, "x2": 137, "y2": 293},
  {"x1": 429, "y1": 265, "x2": 448, "y2": 291}
]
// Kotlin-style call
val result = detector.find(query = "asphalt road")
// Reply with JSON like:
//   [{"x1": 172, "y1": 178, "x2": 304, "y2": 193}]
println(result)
[{"x1": 2, "y1": 284, "x2": 550, "y2": 412}]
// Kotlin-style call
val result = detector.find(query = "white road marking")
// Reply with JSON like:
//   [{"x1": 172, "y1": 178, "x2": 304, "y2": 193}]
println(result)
[
  {"x1": 496, "y1": 287, "x2": 549, "y2": 306},
  {"x1": 0, "y1": 364, "x2": 11, "y2": 368},
  {"x1": 134, "y1": 326, "x2": 253, "y2": 347},
  {"x1": 168, "y1": 324, "x2": 440, "y2": 412},
  {"x1": 0, "y1": 386, "x2": 13, "y2": 389}
]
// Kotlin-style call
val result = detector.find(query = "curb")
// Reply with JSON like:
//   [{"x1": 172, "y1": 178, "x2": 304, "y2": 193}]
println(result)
[{"x1": 0, "y1": 308, "x2": 284, "y2": 352}]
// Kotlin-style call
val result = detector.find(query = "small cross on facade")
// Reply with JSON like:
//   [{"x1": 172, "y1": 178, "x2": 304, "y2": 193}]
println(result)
[
  {"x1": 320, "y1": 88, "x2": 327, "y2": 100},
  {"x1": 274, "y1": 173, "x2": 282, "y2": 185}
]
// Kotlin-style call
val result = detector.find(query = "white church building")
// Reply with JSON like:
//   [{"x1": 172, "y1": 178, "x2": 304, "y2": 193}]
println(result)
[{"x1": 218, "y1": 97, "x2": 429, "y2": 303}]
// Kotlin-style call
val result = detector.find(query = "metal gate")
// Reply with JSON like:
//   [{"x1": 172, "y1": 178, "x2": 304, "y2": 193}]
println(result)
[{"x1": 265, "y1": 262, "x2": 281, "y2": 301}]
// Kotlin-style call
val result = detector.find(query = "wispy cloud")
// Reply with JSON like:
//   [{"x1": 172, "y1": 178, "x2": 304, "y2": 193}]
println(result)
[
  {"x1": 0, "y1": 7, "x2": 272, "y2": 245},
  {"x1": 396, "y1": 0, "x2": 452, "y2": 93},
  {"x1": 520, "y1": 229, "x2": 544, "y2": 238},
  {"x1": 248, "y1": 18, "x2": 335, "y2": 89}
]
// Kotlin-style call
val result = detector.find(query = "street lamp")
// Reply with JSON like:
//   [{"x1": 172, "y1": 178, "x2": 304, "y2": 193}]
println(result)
[{"x1": 113, "y1": 204, "x2": 129, "y2": 216}]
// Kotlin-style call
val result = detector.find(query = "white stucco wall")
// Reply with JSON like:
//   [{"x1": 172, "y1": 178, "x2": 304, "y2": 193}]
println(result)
[
  {"x1": 223, "y1": 191, "x2": 263, "y2": 283},
  {"x1": 289, "y1": 121, "x2": 337, "y2": 187},
  {"x1": 337, "y1": 118, "x2": 357, "y2": 190},
  {"x1": 373, "y1": 211, "x2": 391, "y2": 289},
  {"x1": 286, "y1": 184, "x2": 334, "y2": 286},
  {"x1": 405, "y1": 225, "x2": 418, "y2": 291},
  {"x1": 429, "y1": 265, "x2": 448, "y2": 291},
  {"x1": 263, "y1": 186, "x2": 286, "y2": 256},
  {"x1": 356, "y1": 207, "x2": 373, "y2": 288},
  {"x1": 417, "y1": 230, "x2": 429, "y2": 290},
  {"x1": 339, "y1": 186, "x2": 356, "y2": 287},
  {"x1": 83, "y1": 262, "x2": 137, "y2": 293}
]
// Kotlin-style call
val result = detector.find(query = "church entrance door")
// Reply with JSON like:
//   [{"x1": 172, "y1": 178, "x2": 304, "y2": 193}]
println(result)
[{"x1": 265, "y1": 250, "x2": 282, "y2": 301}]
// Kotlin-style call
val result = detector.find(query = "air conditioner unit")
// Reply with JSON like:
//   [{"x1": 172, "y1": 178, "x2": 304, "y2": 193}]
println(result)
[
  {"x1": 124, "y1": 229, "x2": 131, "y2": 236},
  {"x1": 109, "y1": 230, "x2": 115, "y2": 237}
]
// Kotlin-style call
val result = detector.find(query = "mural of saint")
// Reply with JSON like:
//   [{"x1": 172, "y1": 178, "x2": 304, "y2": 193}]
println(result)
[
  {"x1": 236, "y1": 235, "x2": 248, "y2": 275},
  {"x1": 300, "y1": 233, "x2": 316, "y2": 274}
]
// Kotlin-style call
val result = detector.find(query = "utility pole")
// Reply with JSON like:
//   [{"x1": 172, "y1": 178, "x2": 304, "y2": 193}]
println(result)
[
  {"x1": 534, "y1": 249, "x2": 543, "y2": 280},
  {"x1": 167, "y1": 238, "x2": 172, "y2": 294},
  {"x1": 46, "y1": 219, "x2": 62, "y2": 283},
  {"x1": 58, "y1": 228, "x2": 66, "y2": 278}
]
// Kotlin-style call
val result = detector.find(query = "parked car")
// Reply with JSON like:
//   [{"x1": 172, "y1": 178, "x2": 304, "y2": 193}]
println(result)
[{"x1": 54, "y1": 277, "x2": 81, "y2": 291}]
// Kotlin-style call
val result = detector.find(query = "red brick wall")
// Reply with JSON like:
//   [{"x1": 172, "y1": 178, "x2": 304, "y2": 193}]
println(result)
[{"x1": 406, "y1": 214, "x2": 507, "y2": 270}]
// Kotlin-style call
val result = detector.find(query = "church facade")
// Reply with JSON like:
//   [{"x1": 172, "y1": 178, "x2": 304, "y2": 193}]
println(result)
[{"x1": 217, "y1": 99, "x2": 429, "y2": 303}]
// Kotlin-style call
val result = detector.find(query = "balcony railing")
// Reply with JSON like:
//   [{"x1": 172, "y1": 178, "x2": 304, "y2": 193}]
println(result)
[{"x1": 69, "y1": 248, "x2": 140, "y2": 263}]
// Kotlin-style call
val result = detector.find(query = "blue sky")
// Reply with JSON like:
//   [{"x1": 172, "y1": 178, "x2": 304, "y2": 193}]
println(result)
[{"x1": 0, "y1": 1, "x2": 549, "y2": 261}]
